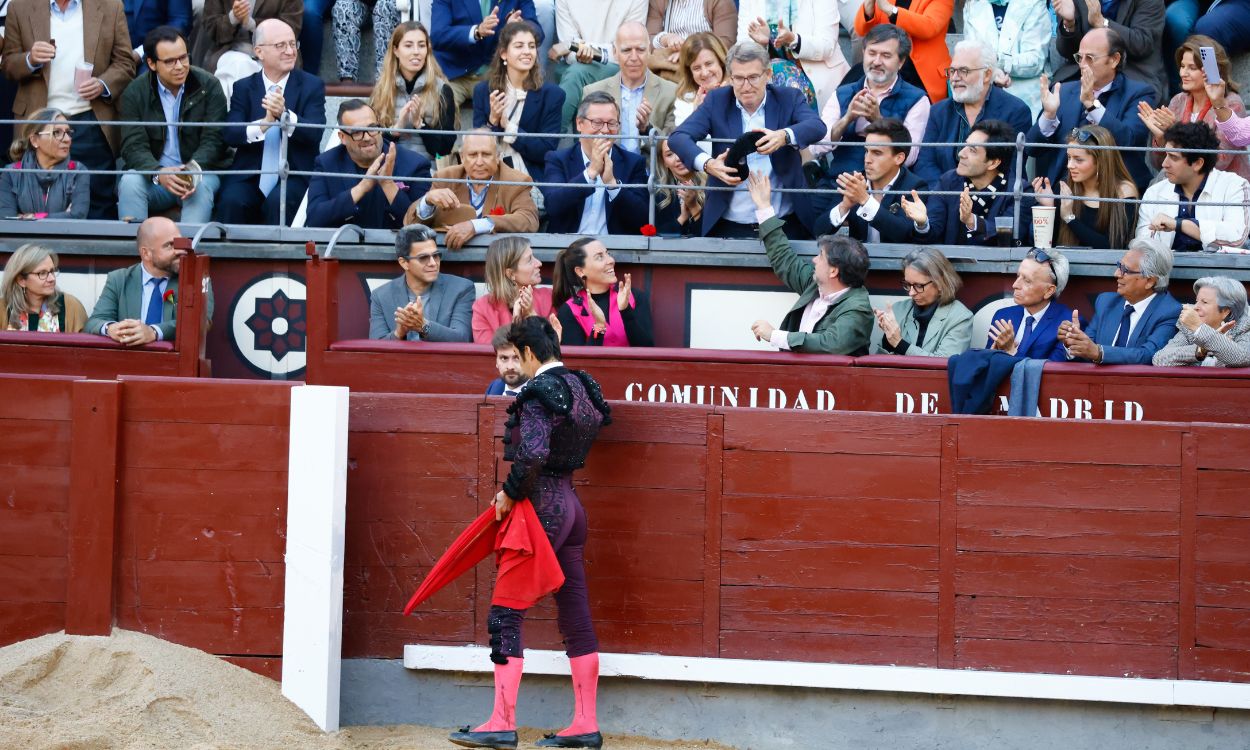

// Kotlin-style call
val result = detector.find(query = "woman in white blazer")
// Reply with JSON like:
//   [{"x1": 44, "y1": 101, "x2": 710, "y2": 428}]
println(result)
[
  {"x1": 736, "y1": 0, "x2": 849, "y2": 111},
  {"x1": 961, "y1": 0, "x2": 1054, "y2": 120}
]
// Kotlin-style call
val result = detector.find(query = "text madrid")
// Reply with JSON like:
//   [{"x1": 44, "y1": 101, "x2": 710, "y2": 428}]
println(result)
[{"x1": 621, "y1": 383, "x2": 1146, "y2": 421}]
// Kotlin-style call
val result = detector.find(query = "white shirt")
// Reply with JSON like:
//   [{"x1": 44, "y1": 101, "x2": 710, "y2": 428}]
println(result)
[
  {"x1": 46, "y1": 0, "x2": 89, "y2": 116},
  {"x1": 1135, "y1": 168, "x2": 1250, "y2": 252},
  {"x1": 577, "y1": 146, "x2": 621, "y2": 234},
  {"x1": 555, "y1": 0, "x2": 647, "y2": 64},
  {"x1": 1115, "y1": 293, "x2": 1155, "y2": 345},
  {"x1": 692, "y1": 92, "x2": 794, "y2": 224},
  {"x1": 246, "y1": 72, "x2": 298, "y2": 142},
  {"x1": 534, "y1": 360, "x2": 565, "y2": 378},
  {"x1": 769, "y1": 287, "x2": 850, "y2": 351}
]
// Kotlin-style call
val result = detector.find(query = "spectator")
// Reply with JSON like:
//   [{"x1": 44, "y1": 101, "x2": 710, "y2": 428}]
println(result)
[
  {"x1": 369, "y1": 21, "x2": 457, "y2": 162},
  {"x1": 486, "y1": 324, "x2": 530, "y2": 396},
  {"x1": 118, "y1": 26, "x2": 228, "y2": 224},
  {"x1": 1058, "y1": 238, "x2": 1182, "y2": 364},
  {"x1": 669, "y1": 41, "x2": 825, "y2": 238},
  {"x1": 195, "y1": 0, "x2": 301, "y2": 98},
  {"x1": 855, "y1": 0, "x2": 953, "y2": 103},
  {"x1": 473, "y1": 21, "x2": 565, "y2": 188},
  {"x1": 1028, "y1": 27, "x2": 1156, "y2": 192},
  {"x1": 543, "y1": 91, "x2": 649, "y2": 235},
  {"x1": 1139, "y1": 36, "x2": 1249, "y2": 181},
  {"x1": 1052, "y1": 0, "x2": 1166, "y2": 102},
  {"x1": 906, "y1": 119, "x2": 1035, "y2": 246},
  {"x1": 913, "y1": 39, "x2": 1033, "y2": 185},
  {"x1": 1153, "y1": 276, "x2": 1250, "y2": 367},
  {"x1": 673, "y1": 31, "x2": 726, "y2": 126},
  {"x1": 961, "y1": 0, "x2": 1053, "y2": 119},
  {"x1": 306, "y1": 99, "x2": 432, "y2": 229},
  {"x1": 0, "y1": 109, "x2": 89, "y2": 219},
  {"x1": 472, "y1": 236, "x2": 553, "y2": 344},
  {"x1": 405, "y1": 130, "x2": 539, "y2": 249},
  {"x1": 299, "y1": 0, "x2": 330, "y2": 78},
  {"x1": 219, "y1": 19, "x2": 326, "y2": 225},
  {"x1": 124, "y1": 0, "x2": 192, "y2": 53},
  {"x1": 744, "y1": 172, "x2": 873, "y2": 355},
  {"x1": 872, "y1": 247, "x2": 973, "y2": 357},
  {"x1": 817, "y1": 118, "x2": 929, "y2": 242},
  {"x1": 985, "y1": 248, "x2": 1073, "y2": 361},
  {"x1": 653, "y1": 131, "x2": 705, "y2": 236},
  {"x1": 549, "y1": 0, "x2": 647, "y2": 131},
  {"x1": 551, "y1": 236, "x2": 654, "y2": 347},
  {"x1": 2, "y1": 0, "x2": 137, "y2": 219},
  {"x1": 432, "y1": 0, "x2": 543, "y2": 112},
  {"x1": 1209, "y1": 80, "x2": 1250, "y2": 148},
  {"x1": 738, "y1": 0, "x2": 850, "y2": 110},
  {"x1": 1031, "y1": 125, "x2": 1138, "y2": 249},
  {"x1": 369, "y1": 224, "x2": 475, "y2": 342},
  {"x1": 332, "y1": 0, "x2": 399, "y2": 81},
  {"x1": 0, "y1": 244, "x2": 86, "y2": 332},
  {"x1": 1136, "y1": 122, "x2": 1250, "y2": 252},
  {"x1": 582, "y1": 22, "x2": 678, "y2": 154},
  {"x1": 85, "y1": 216, "x2": 215, "y2": 345},
  {"x1": 646, "y1": 0, "x2": 736, "y2": 81},
  {"x1": 1191, "y1": 0, "x2": 1250, "y2": 64}
]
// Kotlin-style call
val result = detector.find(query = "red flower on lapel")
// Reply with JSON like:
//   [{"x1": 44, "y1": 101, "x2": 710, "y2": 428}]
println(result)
[
  {"x1": 490, "y1": 206, "x2": 506, "y2": 216},
  {"x1": 163, "y1": 289, "x2": 176, "y2": 305}
]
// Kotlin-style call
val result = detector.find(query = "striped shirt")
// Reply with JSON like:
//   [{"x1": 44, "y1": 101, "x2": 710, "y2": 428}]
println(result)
[{"x1": 653, "y1": 0, "x2": 711, "y2": 48}]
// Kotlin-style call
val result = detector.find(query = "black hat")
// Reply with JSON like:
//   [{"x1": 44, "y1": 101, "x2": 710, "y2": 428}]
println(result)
[{"x1": 722, "y1": 130, "x2": 765, "y2": 181}]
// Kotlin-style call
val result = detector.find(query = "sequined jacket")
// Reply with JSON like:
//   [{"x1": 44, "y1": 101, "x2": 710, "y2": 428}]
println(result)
[{"x1": 501, "y1": 367, "x2": 612, "y2": 501}]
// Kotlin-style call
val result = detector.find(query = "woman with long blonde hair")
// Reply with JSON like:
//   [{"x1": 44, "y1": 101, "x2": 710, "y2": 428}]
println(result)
[
  {"x1": 369, "y1": 21, "x2": 456, "y2": 160},
  {"x1": 1031, "y1": 125, "x2": 1138, "y2": 249},
  {"x1": 674, "y1": 32, "x2": 728, "y2": 126},
  {"x1": 0, "y1": 109, "x2": 89, "y2": 220},
  {"x1": 471, "y1": 236, "x2": 555, "y2": 344},
  {"x1": 0, "y1": 244, "x2": 87, "y2": 332}
]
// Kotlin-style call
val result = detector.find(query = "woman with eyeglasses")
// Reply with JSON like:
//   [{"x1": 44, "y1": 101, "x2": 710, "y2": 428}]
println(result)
[
  {"x1": 369, "y1": 21, "x2": 456, "y2": 161},
  {"x1": 472, "y1": 236, "x2": 555, "y2": 344},
  {"x1": 872, "y1": 247, "x2": 973, "y2": 356},
  {"x1": 332, "y1": 0, "x2": 400, "y2": 81},
  {"x1": 1153, "y1": 276, "x2": 1250, "y2": 367},
  {"x1": 0, "y1": 109, "x2": 89, "y2": 220},
  {"x1": 0, "y1": 244, "x2": 86, "y2": 332},
  {"x1": 551, "y1": 238, "x2": 654, "y2": 347},
  {"x1": 1030, "y1": 125, "x2": 1138, "y2": 249}
]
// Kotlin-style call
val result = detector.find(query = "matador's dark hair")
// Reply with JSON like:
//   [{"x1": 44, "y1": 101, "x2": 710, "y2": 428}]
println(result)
[{"x1": 506, "y1": 315, "x2": 561, "y2": 363}]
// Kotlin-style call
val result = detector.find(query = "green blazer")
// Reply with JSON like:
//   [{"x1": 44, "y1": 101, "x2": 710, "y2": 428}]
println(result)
[
  {"x1": 85, "y1": 263, "x2": 215, "y2": 342},
  {"x1": 871, "y1": 298, "x2": 974, "y2": 357},
  {"x1": 761, "y1": 216, "x2": 874, "y2": 354}
]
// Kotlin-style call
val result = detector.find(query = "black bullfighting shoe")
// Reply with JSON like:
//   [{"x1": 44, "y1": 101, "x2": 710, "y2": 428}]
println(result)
[
  {"x1": 534, "y1": 731, "x2": 604, "y2": 748},
  {"x1": 449, "y1": 726, "x2": 519, "y2": 749}
]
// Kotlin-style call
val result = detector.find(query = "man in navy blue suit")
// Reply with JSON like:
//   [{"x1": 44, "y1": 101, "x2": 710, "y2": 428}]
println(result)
[
  {"x1": 432, "y1": 0, "x2": 542, "y2": 109},
  {"x1": 218, "y1": 19, "x2": 326, "y2": 225},
  {"x1": 485, "y1": 325, "x2": 528, "y2": 396},
  {"x1": 124, "y1": 0, "x2": 192, "y2": 51},
  {"x1": 816, "y1": 118, "x2": 929, "y2": 241},
  {"x1": 668, "y1": 41, "x2": 827, "y2": 239},
  {"x1": 542, "y1": 90, "x2": 649, "y2": 235},
  {"x1": 1026, "y1": 27, "x2": 1156, "y2": 192},
  {"x1": 1057, "y1": 238, "x2": 1182, "y2": 365},
  {"x1": 306, "y1": 100, "x2": 432, "y2": 229},
  {"x1": 985, "y1": 249, "x2": 1074, "y2": 362}
]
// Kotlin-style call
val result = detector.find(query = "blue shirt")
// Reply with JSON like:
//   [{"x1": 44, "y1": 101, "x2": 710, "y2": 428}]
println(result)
[
  {"x1": 157, "y1": 81, "x2": 185, "y2": 167},
  {"x1": 1173, "y1": 176, "x2": 1207, "y2": 253},
  {"x1": 618, "y1": 78, "x2": 647, "y2": 153},
  {"x1": 577, "y1": 146, "x2": 622, "y2": 235}
]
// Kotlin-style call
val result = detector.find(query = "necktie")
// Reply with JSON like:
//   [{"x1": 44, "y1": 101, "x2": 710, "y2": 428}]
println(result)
[
  {"x1": 1019, "y1": 315, "x2": 1035, "y2": 354},
  {"x1": 144, "y1": 277, "x2": 165, "y2": 326},
  {"x1": 259, "y1": 84, "x2": 282, "y2": 196},
  {"x1": 1113, "y1": 303, "x2": 1134, "y2": 347}
]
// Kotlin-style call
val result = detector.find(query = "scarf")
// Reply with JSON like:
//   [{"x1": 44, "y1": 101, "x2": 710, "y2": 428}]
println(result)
[
  {"x1": 13, "y1": 293, "x2": 63, "y2": 333},
  {"x1": 566, "y1": 287, "x2": 636, "y2": 347},
  {"x1": 9, "y1": 150, "x2": 81, "y2": 216}
]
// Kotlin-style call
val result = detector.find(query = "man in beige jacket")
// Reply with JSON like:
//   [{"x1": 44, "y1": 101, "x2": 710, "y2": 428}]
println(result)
[{"x1": 582, "y1": 22, "x2": 676, "y2": 156}]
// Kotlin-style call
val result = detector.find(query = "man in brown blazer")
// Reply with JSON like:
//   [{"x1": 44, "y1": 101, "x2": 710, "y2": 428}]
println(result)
[
  {"x1": 404, "y1": 130, "x2": 540, "y2": 250},
  {"x1": 2, "y1": 0, "x2": 136, "y2": 218}
]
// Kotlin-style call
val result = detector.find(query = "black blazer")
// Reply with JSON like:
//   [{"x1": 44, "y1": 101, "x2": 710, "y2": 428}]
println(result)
[
  {"x1": 816, "y1": 167, "x2": 929, "y2": 241},
  {"x1": 223, "y1": 69, "x2": 326, "y2": 182},
  {"x1": 920, "y1": 169, "x2": 1035, "y2": 246},
  {"x1": 542, "y1": 144, "x2": 649, "y2": 235}
]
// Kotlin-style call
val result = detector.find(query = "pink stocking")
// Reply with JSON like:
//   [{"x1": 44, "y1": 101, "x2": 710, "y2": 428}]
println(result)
[
  {"x1": 474, "y1": 657, "x2": 524, "y2": 731},
  {"x1": 558, "y1": 652, "x2": 600, "y2": 736}
]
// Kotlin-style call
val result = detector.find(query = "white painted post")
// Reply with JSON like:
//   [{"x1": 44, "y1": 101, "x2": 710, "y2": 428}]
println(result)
[{"x1": 281, "y1": 385, "x2": 350, "y2": 731}]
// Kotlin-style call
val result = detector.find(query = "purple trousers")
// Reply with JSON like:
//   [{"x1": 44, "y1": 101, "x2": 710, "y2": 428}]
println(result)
[{"x1": 488, "y1": 475, "x2": 598, "y2": 663}]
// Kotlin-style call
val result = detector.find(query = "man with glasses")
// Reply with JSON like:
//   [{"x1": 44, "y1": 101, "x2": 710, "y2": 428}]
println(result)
[
  {"x1": 548, "y1": 0, "x2": 646, "y2": 131},
  {"x1": 543, "y1": 90, "x2": 648, "y2": 235},
  {"x1": 306, "y1": 99, "x2": 431, "y2": 229},
  {"x1": 913, "y1": 39, "x2": 1032, "y2": 185},
  {"x1": 669, "y1": 40, "x2": 825, "y2": 238},
  {"x1": 1027, "y1": 26, "x2": 1156, "y2": 192},
  {"x1": 118, "y1": 26, "x2": 228, "y2": 224},
  {"x1": 1051, "y1": 0, "x2": 1165, "y2": 103},
  {"x1": 581, "y1": 22, "x2": 676, "y2": 155},
  {"x1": 197, "y1": 0, "x2": 302, "y2": 99},
  {"x1": 218, "y1": 19, "x2": 325, "y2": 225},
  {"x1": 368, "y1": 224, "x2": 474, "y2": 342}
]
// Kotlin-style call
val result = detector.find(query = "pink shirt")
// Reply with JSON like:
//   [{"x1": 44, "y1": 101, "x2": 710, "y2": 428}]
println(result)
[
  {"x1": 1216, "y1": 112, "x2": 1250, "y2": 149},
  {"x1": 471, "y1": 287, "x2": 554, "y2": 344}
]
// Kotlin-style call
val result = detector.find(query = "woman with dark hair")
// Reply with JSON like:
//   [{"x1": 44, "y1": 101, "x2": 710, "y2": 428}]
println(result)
[
  {"x1": 0, "y1": 109, "x2": 89, "y2": 220},
  {"x1": 450, "y1": 315, "x2": 611, "y2": 750},
  {"x1": 1031, "y1": 125, "x2": 1138, "y2": 249},
  {"x1": 369, "y1": 21, "x2": 457, "y2": 160},
  {"x1": 473, "y1": 21, "x2": 566, "y2": 187},
  {"x1": 551, "y1": 238, "x2": 655, "y2": 347}
]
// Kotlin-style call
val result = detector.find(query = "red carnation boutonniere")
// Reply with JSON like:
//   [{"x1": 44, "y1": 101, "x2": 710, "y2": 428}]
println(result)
[
  {"x1": 490, "y1": 206, "x2": 506, "y2": 216},
  {"x1": 640, "y1": 224, "x2": 657, "y2": 237},
  {"x1": 163, "y1": 289, "x2": 176, "y2": 305}
]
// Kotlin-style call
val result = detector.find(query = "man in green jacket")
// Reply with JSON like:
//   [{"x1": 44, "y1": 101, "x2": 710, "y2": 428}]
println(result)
[
  {"x1": 117, "y1": 25, "x2": 228, "y2": 223},
  {"x1": 747, "y1": 173, "x2": 875, "y2": 354}
]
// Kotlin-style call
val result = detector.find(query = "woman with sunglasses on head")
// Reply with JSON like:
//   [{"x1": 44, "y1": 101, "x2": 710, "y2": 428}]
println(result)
[
  {"x1": 551, "y1": 238, "x2": 654, "y2": 348},
  {"x1": 369, "y1": 21, "x2": 457, "y2": 161},
  {"x1": 0, "y1": 109, "x2": 89, "y2": 220},
  {"x1": 0, "y1": 244, "x2": 87, "y2": 332},
  {"x1": 872, "y1": 247, "x2": 973, "y2": 357},
  {"x1": 1030, "y1": 125, "x2": 1138, "y2": 249}
]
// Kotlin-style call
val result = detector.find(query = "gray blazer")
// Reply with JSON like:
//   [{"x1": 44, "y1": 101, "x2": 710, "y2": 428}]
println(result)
[
  {"x1": 84, "y1": 263, "x2": 215, "y2": 343},
  {"x1": 369, "y1": 273, "x2": 475, "y2": 342},
  {"x1": 1151, "y1": 317, "x2": 1250, "y2": 368},
  {"x1": 871, "y1": 298, "x2": 974, "y2": 357}
]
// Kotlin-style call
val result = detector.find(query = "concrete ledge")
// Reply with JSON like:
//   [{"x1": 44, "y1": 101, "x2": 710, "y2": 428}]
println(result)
[{"x1": 404, "y1": 645, "x2": 1250, "y2": 711}]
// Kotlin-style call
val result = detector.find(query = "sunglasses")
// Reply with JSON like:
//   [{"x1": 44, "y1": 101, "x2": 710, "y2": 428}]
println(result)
[
  {"x1": 1069, "y1": 128, "x2": 1095, "y2": 144},
  {"x1": 1028, "y1": 248, "x2": 1059, "y2": 285}
]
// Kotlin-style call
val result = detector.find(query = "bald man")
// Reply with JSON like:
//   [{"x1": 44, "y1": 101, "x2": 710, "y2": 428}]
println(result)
[
  {"x1": 218, "y1": 19, "x2": 326, "y2": 225},
  {"x1": 581, "y1": 21, "x2": 676, "y2": 154},
  {"x1": 86, "y1": 217, "x2": 216, "y2": 345}
]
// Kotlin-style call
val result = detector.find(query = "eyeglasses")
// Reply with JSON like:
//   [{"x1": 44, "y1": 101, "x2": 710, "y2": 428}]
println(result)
[
  {"x1": 942, "y1": 66, "x2": 987, "y2": 79},
  {"x1": 258, "y1": 40, "x2": 300, "y2": 52},
  {"x1": 36, "y1": 128, "x2": 74, "y2": 141},
  {"x1": 902, "y1": 280, "x2": 934, "y2": 293},
  {"x1": 342, "y1": 124, "x2": 382, "y2": 141},
  {"x1": 403, "y1": 251, "x2": 443, "y2": 265},
  {"x1": 1069, "y1": 127, "x2": 1095, "y2": 144},
  {"x1": 156, "y1": 53, "x2": 190, "y2": 67},
  {"x1": 24, "y1": 269, "x2": 57, "y2": 280},
  {"x1": 1115, "y1": 261, "x2": 1144, "y2": 276},
  {"x1": 580, "y1": 118, "x2": 620, "y2": 131},
  {"x1": 1072, "y1": 52, "x2": 1109, "y2": 65},
  {"x1": 730, "y1": 73, "x2": 765, "y2": 87}
]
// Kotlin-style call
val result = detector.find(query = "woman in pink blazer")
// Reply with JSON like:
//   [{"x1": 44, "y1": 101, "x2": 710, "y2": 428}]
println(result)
[{"x1": 471, "y1": 236, "x2": 554, "y2": 344}]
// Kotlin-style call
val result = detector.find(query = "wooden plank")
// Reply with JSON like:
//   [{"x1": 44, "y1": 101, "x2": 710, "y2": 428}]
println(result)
[
  {"x1": 1180, "y1": 432, "x2": 1198, "y2": 680},
  {"x1": 121, "y1": 422, "x2": 289, "y2": 472},
  {"x1": 344, "y1": 565, "x2": 477, "y2": 614},
  {"x1": 956, "y1": 506, "x2": 1179, "y2": 557},
  {"x1": 721, "y1": 586, "x2": 937, "y2": 638},
  {"x1": 703, "y1": 413, "x2": 722, "y2": 658},
  {"x1": 938, "y1": 424, "x2": 957, "y2": 668},
  {"x1": 66, "y1": 380, "x2": 120, "y2": 636},
  {"x1": 119, "y1": 378, "x2": 292, "y2": 426},
  {"x1": 1196, "y1": 607, "x2": 1250, "y2": 650},
  {"x1": 955, "y1": 595, "x2": 1178, "y2": 645},
  {"x1": 581, "y1": 487, "x2": 706, "y2": 536},
  {"x1": 1196, "y1": 469, "x2": 1250, "y2": 518},
  {"x1": 0, "y1": 601, "x2": 66, "y2": 649},
  {"x1": 721, "y1": 496, "x2": 938, "y2": 547},
  {"x1": 0, "y1": 465, "x2": 70, "y2": 513},
  {"x1": 0, "y1": 555, "x2": 67, "y2": 603},
  {"x1": 0, "y1": 510, "x2": 67, "y2": 558},
  {"x1": 524, "y1": 577, "x2": 705, "y2": 624},
  {"x1": 584, "y1": 531, "x2": 705, "y2": 582},
  {"x1": 720, "y1": 631, "x2": 937, "y2": 667},
  {"x1": 955, "y1": 419, "x2": 1184, "y2": 466},
  {"x1": 116, "y1": 559, "x2": 285, "y2": 610},
  {"x1": 956, "y1": 461, "x2": 1180, "y2": 512},
  {"x1": 723, "y1": 452, "x2": 939, "y2": 500},
  {"x1": 343, "y1": 520, "x2": 470, "y2": 568},
  {"x1": 1193, "y1": 424, "x2": 1250, "y2": 471},
  {"x1": 1195, "y1": 517, "x2": 1250, "y2": 563},
  {"x1": 0, "y1": 377, "x2": 75, "y2": 421},
  {"x1": 1192, "y1": 648, "x2": 1250, "y2": 683},
  {"x1": 590, "y1": 402, "x2": 710, "y2": 445},
  {"x1": 120, "y1": 512, "x2": 287, "y2": 562},
  {"x1": 722, "y1": 543, "x2": 939, "y2": 592},
  {"x1": 347, "y1": 475, "x2": 477, "y2": 523},
  {"x1": 956, "y1": 638, "x2": 1177, "y2": 679},
  {"x1": 221, "y1": 656, "x2": 281, "y2": 681},
  {"x1": 473, "y1": 403, "x2": 493, "y2": 650},
  {"x1": 115, "y1": 606, "x2": 284, "y2": 655},
  {"x1": 1196, "y1": 561, "x2": 1250, "y2": 609},
  {"x1": 123, "y1": 469, "x2": 288, "y2": 517},
  {"x1": 348, "y1": 432, "x2": 478, "y2": 479},
  {"x1": 722, "y1": 410, "x2": 942, "y2": 456},
  {"x1": 341, "y1": 610, "x2": 478, "y2": 659},
  {"x1": 955, "y1": 552, "x2": 1179, "y2": 602},
  {"x1": 577, "y1": 442, "x2": 706, "y2": 490},
  {"x1": 0, "y1": 419, "x2": 71, "y2": 466},
  {"x1": 350, "y1": 393, "x2": 480, "y2": 434}
]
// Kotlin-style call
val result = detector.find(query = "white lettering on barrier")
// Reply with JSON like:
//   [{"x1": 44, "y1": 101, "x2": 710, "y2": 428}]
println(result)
[{"x1": 895, "y1": 392, "x2": 941, "y2": 415}]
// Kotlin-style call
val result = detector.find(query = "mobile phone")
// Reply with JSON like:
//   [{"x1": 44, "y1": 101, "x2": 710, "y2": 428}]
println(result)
[{"x1": 1199, "y1": 46, "x2": 1223, "y2": 84}]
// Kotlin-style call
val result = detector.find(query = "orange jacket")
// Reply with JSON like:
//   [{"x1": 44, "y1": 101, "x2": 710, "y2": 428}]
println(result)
[{"x1": 855, "y1": 0, "x2": 953, "y2": 103}]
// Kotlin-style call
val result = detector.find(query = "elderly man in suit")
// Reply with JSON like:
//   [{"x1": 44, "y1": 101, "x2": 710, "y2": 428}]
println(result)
[
  {"x1": 581, "y1": 21, "x2": 676, "y2": 155},
  {"x1": 307, "y1": 99, "x2": 431, "y2": 229},
  {"x1": 432, "y1": 0, "x2": 543, "y2": 109},
  {"x1": 1058, "y1": 238, "x2": 1183, "y2": 365},
  {"x1": 817, "y1": 117, "x2": 929, "y2": 240},
  {"x1": 985, "y1": 249, "x2": 1073, "y2": 362},
  {"x1": 1052, "y1": 0, "x2": 1165, "y2": 103},
  {"x1": 218, "y1": 19, "x2": 326, "y2": 226},
  {"x1": 669, "y1": 40, "x2": 826, "y2": 239},
  {"x1": 86, "y1": 216, "x2": 215, "y2": 345},
  {"x1": 2, "y1": 0, "x2": 136, "y2": 219},
  {"x1": 404, "y1": 130, "x2": 539, "y2": 249},
  {"x1": 369, "y1": 225, "x2": 475, "y2": 342}
]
